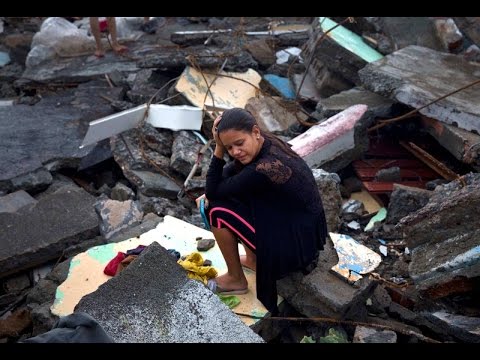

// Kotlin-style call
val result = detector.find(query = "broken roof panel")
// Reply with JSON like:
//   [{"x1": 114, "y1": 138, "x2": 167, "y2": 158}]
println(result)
[{"x1": 175, "y1": 66, "x2": 261, "y2": 111}]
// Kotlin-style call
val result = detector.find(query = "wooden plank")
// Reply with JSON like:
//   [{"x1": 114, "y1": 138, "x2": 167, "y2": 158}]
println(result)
[
  {"x1": 400, "y1": 141, "x2": 459, "y2": 181},
  {"x1": 352, "y1": 159, "x2": 429, "y2": 169},
  {"x1": 366, "y1": 141, "x2": 412, "y2": 157},
  {"x1": 363, "y1": 181, "x2": 427, "y2": 193},
  {"x1": 354, "y1": 167, "x2": 439, "y2": 180},
  {"x1": 349, "y1": 190, "x2": 382, "y2": 214}
]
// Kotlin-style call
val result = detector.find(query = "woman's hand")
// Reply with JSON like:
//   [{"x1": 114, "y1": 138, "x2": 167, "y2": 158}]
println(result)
[
  {"x1": 195, "y1": 194, "x2": 209, "y2": 209},
  {"x1": 212, "y1": 115, "x2": 222, "y2": 144},
  {"x1": 212, "y1": 115, "x2": 225, "y2": 158}
]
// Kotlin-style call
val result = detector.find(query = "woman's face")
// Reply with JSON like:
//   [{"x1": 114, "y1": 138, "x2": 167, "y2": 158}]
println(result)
[{"x1": 219, "y1": 126, "x2": 262, "y2": 165}]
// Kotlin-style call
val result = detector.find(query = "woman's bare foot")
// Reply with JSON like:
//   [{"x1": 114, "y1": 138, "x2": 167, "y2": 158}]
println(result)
[
  {"x1": 214, "y1": 273, "x2": 248, "y2": 292},
  {"x1": 94, "y1": 49, "x2": 105, "y2": 58},
  {"x1": 112, "y1": 43, "x2": 128, "y2": 54},
  {"x1": 240, "y1": 255, "x2": 256, "y2": 272}
]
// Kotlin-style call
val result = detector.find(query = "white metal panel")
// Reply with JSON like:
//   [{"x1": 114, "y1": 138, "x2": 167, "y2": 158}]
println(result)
[{"x1": 80, "y1": 104, "x2": 202, "y2": 148}]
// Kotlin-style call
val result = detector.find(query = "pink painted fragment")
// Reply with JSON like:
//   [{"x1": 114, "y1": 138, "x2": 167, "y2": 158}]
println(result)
[{"x1": 289, "y1": 104, "x2": 368, "y2": 157}]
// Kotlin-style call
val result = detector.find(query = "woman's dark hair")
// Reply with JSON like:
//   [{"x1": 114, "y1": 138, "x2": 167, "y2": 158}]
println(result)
[
  {"x1": 218, "y1": 108, "x2": 300, "y2": 158},
  {"x1": 217, "y1": 108, "x2": 256, "y2": 133}
]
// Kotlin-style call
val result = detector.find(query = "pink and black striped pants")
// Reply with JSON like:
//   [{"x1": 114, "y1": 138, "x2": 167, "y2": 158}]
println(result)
[{"x1": 206, "y1": 199, "x2": 256, "y2": 253}]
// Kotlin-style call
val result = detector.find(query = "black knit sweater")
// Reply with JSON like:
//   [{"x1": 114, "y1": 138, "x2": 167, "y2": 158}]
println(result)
[{"x1": 206, "y1": 137, "x2": 327, "y2": 313}]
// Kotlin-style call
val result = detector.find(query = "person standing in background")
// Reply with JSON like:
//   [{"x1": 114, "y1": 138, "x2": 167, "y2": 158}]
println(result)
[{"x1": 89, "y1": 17, "x2": 127, "y2": 58}]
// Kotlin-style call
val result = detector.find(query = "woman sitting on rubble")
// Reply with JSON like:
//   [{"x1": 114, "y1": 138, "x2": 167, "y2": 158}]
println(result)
[{"x1": 196, "y1": 108, "x2": 328, "y2": 314}]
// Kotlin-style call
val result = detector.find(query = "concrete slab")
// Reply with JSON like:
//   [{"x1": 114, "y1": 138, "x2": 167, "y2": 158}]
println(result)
[
  {"x1": 245, "y1": 96, "x2": 305, "y2": 133},
  {"x1": 302, "y1": 17, "x2": 383, "y2": 96},
  {"x1": 0, "y1": 185, "x2": 98, "y2": 278},
  {"x1": 52, "y1": 216, "x2": 269, "y2": 327},
  {"x1": 399, "y1": 178, "x2": 480, "y2": 248},
  {"x1": 0, "y1": 190, "x2": 37, "y2": 213},
  {"x1": 421, "y1": 116, "x2": 480, "y2": 171},
  {"x1": 424, "y1": 311, "x2": 480, "y2": 343},
  {"x1": 314, "y1": 87, "x2": 396, "y2": 120},
  {"x1": 409, "y1": 229, "x2": 480, "y2": 293},
  {"x1": 74, "y1": 242, "x2": 264, "y2": 343},
  {"x1": 359, "y1": 45, "x2": 480, "y2": 133}
]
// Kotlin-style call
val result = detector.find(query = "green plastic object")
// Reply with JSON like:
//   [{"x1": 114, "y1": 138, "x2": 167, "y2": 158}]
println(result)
[{"x1": 318, "y1": 17, "x2": 383, "y2": 63}]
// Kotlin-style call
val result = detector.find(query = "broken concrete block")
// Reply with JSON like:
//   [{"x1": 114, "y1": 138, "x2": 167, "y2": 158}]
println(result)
[
  {"x1": 292, "y1": 72, "x2": 322, "y2": 102},
  {"x1": 278, "y1": 236, "x2": 374, "y2": 320},
  {"x1": 0, "y1": 190, "x2": 37, "y2": 213},
  {"x1": 94, "y1": 198, "x2": 144, "y2": 240},
  {"x1": 244, "y1": 38, "x2": 276, "y2": 68},
  {"x1": 110, "y1": 129, "x2": 180, "y2": 199},
  {"x1": 359, "y1": 45, "x2": 480, "y2": 134},
  {"x1": 170, "y1": 130, "x2": 209, "y2": 178},
  {"x1": 303, "y1": 17, "x2": 383, "y2": 91},
  {"x1": 289, "y1": 104, "x2": 372, "y2": 172},
  {"x1": 397, "y1": 175, "x2": 480, "y2": 248},
  {"x1": 312, "y1": 169, "x2": 342, "y2": 232},
  {"x1": 245, "y1": 96, "x2": 305, "y2": 133},
  {"x1": 408, "y1": 229, "x2": 480, "y2": 297},
  {"x1": 423, "y1": 311, "x2": 480, "y2": 343},
  {"x1": 353, "y1": 326, "x2": 397, "y2": 343},
  {"x1": 197, "y1": 238, "x2": 215, "y2": 252},
  {"x1": 372, "y1": 17, "x2": 444, "y2": 53},
  {"x1": 312, "y1": 87, "x2": 396, "y2": 121},
  {"x1": 3, "y1": 273, "x2": 31, "y2": 293},
  {"x1": 75, "y1": 242, "x2": 264, "y2": 343},
  {"x1": 0, "y1": 309, "x2": 32, "y2": 338},
  {"x1": 0, "y1": 185, "x2": 98, "y2": 278},
  {"x1": 463, "y1": 44, "x2": 480, "y2": 63},
  {"x1": 421, "y1": 116, "x2": 480, "y2": 171},
  {"x1": 110, "y1": 182, "x2": 135, "y2": 202},
  {"x1": 434, "y1": 18, "x2": 463, "y2": 52},
  {"x1": 9, "y1": 168, "x2": 53, "y2": 194},
  {"x1": 386, "y1": 184, "x2": 433, "y2": 225},
  {"x1": 375, "y1": 166, "x2": 401, "y2": 182}
]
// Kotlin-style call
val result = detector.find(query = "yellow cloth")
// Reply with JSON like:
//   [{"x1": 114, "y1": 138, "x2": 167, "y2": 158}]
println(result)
[{"x1": 177, "y1": 252, "x2": 217, "y2": 285}]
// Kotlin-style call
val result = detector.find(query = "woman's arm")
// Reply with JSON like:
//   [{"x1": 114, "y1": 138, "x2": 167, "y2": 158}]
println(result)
[
  {"x1": 206, "y1": 114, "x2": 270, "y2": 199},
  {"x1": 222, "y1": 161, "x2": 237, "y2": 178},
  {"x1": 205, "y1": 156, "x2": 270, "y2": 200}
]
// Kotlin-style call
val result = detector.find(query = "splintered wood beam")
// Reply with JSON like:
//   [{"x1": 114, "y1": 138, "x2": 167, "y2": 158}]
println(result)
[{"x1": 399, "y1": 141, "x2": 459, "y2": 181}]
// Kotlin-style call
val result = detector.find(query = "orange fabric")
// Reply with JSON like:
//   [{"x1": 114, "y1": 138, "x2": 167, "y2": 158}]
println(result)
[{"x1": 115, "y1": 255, "x2": 138, "y2": 275}]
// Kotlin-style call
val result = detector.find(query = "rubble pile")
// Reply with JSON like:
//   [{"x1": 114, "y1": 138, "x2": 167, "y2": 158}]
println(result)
[{"x1": 0, "y1": 16, "x2": 479, "y2": 343}]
